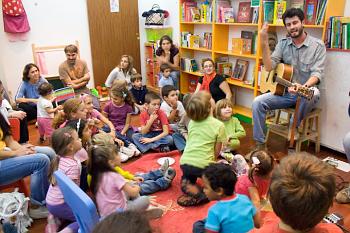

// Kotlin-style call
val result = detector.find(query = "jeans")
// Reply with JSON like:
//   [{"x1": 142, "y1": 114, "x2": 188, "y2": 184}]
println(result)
[
  {"x1": 0, "y1": 153, "x2": 50, "y2": 206},
  {"x1": 252, "y1": 88, "x2": 320, "y2": 143},
  {"x1": 102, "y1": 125, "x2": 134, "y2": 147},
  {"x1": 132, "y1": 131, "x2": 173, "y2": 153},
  {"x1": 34, "y1": 146, "x2": 56, "y2": 161},
  {"x1": 172, "y1": 132, "x2": 186, "y2": 152},
  {"x1": 343, "y1": 131, "x2": 350, "y2": 163},
  {"x1": 138, "y1": 169, "x2": 170, "y2": 195},
  {"x1": 193, "y1": 219, "x2": 206, "y2": 233},
  {"x1": 170, "y1": 70, "x2": 180, "y2": 90}
]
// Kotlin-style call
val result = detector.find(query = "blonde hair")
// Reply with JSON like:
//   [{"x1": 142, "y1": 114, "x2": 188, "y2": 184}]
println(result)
[
  {"x1": 215, "y1": 99, "x2": 234, "y2": 119},
  {"x1": 119, "y1": 55, "x2": 135, "y2": 75},
  {"x1": 186, "y1": 91, "x2": 211, "y2": 121},
  {"x1": 92, "y1": 132, "x2": 115, "y2": 147},
  {"x1": 52, "y1": 98, "x2": 84, "y2": 129}
]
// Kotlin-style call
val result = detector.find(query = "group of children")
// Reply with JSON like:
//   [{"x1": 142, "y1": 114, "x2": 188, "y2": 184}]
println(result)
[{"x1": 30, "y1": 54, "x2": 345, "y2": 233}]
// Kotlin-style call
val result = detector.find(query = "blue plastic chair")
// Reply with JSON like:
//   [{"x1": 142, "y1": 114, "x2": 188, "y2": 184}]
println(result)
[{"x1": 54, "y1": 170, "x2": 99, "y2": 233}]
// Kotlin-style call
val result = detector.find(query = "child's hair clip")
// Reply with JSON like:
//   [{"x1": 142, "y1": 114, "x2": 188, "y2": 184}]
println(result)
[
  {"x1": 64, "y1": 132, "x2": 71, "y2": 138},
  {"x1": 122, "y1": 91, "x2": 127, "y2": 98},
  {"x1": 252, "y1": 156, "x2": 260, "y2": 165}
]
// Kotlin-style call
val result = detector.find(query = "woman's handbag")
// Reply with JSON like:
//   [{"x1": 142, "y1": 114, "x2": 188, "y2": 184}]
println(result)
[{"x1": 142, "y1": 4, "x2": 169, "y2": 26}]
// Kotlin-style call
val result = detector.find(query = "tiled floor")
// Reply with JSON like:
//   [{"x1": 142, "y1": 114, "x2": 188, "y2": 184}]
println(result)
[{"x1": 15, "y1": 120, "x2": 350, "y2": 232}]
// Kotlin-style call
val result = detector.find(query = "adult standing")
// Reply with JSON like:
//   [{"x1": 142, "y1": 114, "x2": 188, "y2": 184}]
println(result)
[
  {"x1": 0, "y1": 113, "x2": 56, "y2": 219},
  {"x1": 105, "y1": 55, "x2": 137, "y2": 89},
  {"x1": 195, "y1": 58, "x2": 232, "y2": 103},
  {"x1": 156, "y1": 35, "x2": 180, "y2": 89},
  {"x1": 252, "y1": 8, "x2": 325, "y2": 148},
  {"x1": 15, "y1": 63, "x2": 48, "y2": 121}
]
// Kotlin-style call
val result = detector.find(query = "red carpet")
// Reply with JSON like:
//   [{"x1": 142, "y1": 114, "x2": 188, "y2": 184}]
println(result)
[{"x1": 123, "y1": 150, "x2": 213, "y2": 233}]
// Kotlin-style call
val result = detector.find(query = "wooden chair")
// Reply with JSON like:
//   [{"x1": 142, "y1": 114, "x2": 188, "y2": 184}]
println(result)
[
  {"x1": 0, "y1": 118, "x2": 30, "y2": 196},
  {"x1": 266, "y1": 99, "x2": 322, "y2": 153}
]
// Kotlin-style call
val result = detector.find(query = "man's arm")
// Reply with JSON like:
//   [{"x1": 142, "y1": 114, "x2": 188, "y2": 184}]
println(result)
[{"x1": 260, "y1": 23, "x2": 273, "y2": 71}]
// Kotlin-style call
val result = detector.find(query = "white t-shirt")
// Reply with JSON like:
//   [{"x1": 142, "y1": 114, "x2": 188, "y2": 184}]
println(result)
[
  {"x1": 105, "y1": 67, "x2": 137, "y2": 89},
  {"x1": 0, "y1": 99, "x2": 12, "y2": 124},
  {"x1": 37, "y1": 97, "x2": 54, "y2": 118},
  {"x1": 160, "y1": 100, "x2": 185, "y2": 124}
]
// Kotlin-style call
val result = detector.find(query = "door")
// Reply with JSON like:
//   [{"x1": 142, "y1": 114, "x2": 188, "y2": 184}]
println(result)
[{"x1": 87, "y1": 0, "x2": 141, "y2": 86}]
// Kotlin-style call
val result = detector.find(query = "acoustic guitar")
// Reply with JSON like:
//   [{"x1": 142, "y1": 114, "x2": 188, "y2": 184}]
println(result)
[{"x1": 260, "y1": 63, "x2": 314, "y2": 100}]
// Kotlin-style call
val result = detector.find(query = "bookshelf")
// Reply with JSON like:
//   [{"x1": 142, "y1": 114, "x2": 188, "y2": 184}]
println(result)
[
  {"x1": 144, "y1": 42, "x2": 160, "y2": 93},
  {"x1": 178, "y1": 0, "x2": 346, "y2": 119}
]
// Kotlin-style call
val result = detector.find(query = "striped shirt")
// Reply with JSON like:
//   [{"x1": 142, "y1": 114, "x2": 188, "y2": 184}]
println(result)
[{"x1": 46, "y1": 156, "x2": 81, "y2": 205}]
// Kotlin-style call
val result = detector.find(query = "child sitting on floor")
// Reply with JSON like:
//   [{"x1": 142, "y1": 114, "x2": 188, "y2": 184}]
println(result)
[
  {"x1": 158, "y1": 63, "x2": 175, "y2": 94},
  {"x1": 249, "y1": 153, "x2": 342, "y2": 233},
  {"x1": 193, "y1": 163, "x2": 260, "y2": 233},
  {"x1": 214, "y1": 99, "x2": 246, "y2": 160},
  {"x1": 52, "y1": 98, "x2": 87, "y2": 129},
  {"x1": 37, "y1": 83, "x2": 62, "y2": 143},
  {"x1": 160, "y1": 85, "x2": 185, "y2": 131},
  {"x1": 88, "y1": 143, "x2": 163, "y2": 219},
  {"x1": 132, "y1": 92, "x2": 173, "y2": 153},
  {"x1": 130, "y1": 74, "x2": 148, "y2": 113},
  {"x1": 91, "y1": 132, "x2": 176, "y2": 195},
  {"x1": 178, "y1": 91, "x2": 227, "y2": 206},
  {"x1": 172, "y1": 93, "x2": 191, "y2": 152},
  {"x1": 235, "y1": 150, "x2": 274, "y2": 224}
]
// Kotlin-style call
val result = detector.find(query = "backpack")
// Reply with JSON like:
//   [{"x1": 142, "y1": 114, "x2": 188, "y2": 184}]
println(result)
[{"x1": 0, "y1": 190, "x2": 32, "y2": 233}]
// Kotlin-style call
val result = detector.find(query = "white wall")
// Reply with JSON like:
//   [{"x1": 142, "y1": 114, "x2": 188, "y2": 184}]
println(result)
[
  {"x1": 0, "y1": 0, "x2": 93, "y2": 96},
  {"x1": 138, "y1": 0, "x2": 180, "y2": 82}
]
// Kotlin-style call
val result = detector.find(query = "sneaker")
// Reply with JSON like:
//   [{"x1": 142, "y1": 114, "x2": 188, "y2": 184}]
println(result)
[
  {"x1": 164, "y1": 167, "x2": 176, "y2": 181},
  {"x1": 160, "y1": 158, "x2": 169, "y2": 174},
  {"x1": 29, "y1": 205, "x2": 49, "y2": 219},
  {"x1": 120, "y1": 146, "x2": 135, "y2": 158},
  {"x1": 128, "y1": 143, "x2": 141, "y2": 156},
  {"x1": 335, "y1": 186, "x2": 350, "y2": 204},
  {"x1": 119, "y1": 152, "x2": 130, "y2": 162},
  {"x1": 159, "y1": 145, "x2": 170, "y2": 153}
]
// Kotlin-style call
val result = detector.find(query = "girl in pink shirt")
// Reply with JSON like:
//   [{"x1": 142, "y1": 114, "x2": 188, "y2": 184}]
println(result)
[
  {"x1": 45, "y1": 127, "x2": 83, "y2": 232},
  {"x1": 88, "y1": 144, "x2": 151, "y2": 218},
  {"x1": 235, "y1": 150, "x2": 275, "y2": 225}
]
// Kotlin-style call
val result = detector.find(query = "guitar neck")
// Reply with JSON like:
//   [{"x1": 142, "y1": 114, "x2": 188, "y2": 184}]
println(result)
[{"x1": 275, "y1": 76, "x2": 293, "y2": 88}]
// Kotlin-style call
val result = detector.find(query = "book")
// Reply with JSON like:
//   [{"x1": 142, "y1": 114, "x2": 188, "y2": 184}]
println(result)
[
  {"x1": 221, "y1": 7, "x2": 235, "y2": 23},
  {"x1": 190, "y1": 8, "x2": 201, "y2": 22},
  {"x1": 273, "y1": 0, "x2": 287, "y2": 25},
  {"x1": 188, "y1": 76, "x2": 198, "y2": 92},
  {"x1": 289, "y1": 0, "x2": 304, "y2": 9},
  {"x1": 241, "y1": 31, "x2": 254, "y2": 54},
  {"x1": 252, "y1": 7, "x2": 259, "y2": 24},
  {"x1": 217, "y1": 62, "x2": 232, "y2": 76},
  {"x1": 237, "y1": 1, "x2": 252, "y2": 23},
  {"x1": 232, "y1": 59, "x2": 249, "y2": 80},
  {"x1": 216, "y1": 0, "x2": 231, "y2": 22},
  {"x1": 304, "y1": 0, "x2": 318, "y2": 25},
  {"x1": 263, "y1": 0, "x2": 275, "y2": 23},
  {"x1": 232, "y1": 38, "x2": 243, "y2": 54}
]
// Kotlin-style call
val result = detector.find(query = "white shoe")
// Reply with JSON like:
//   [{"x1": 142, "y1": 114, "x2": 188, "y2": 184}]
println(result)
[
  {"x1": 128, "y1": 143, "x2": 141, "y2": 156},
  {"x1": 120, "y1": 152, "x2": 129, "y2": 162},
  {"x1": 29, "y1": 205, "x2": 49, "y2": 219},
  {"x1": 120, "y1": 146, "x2": 135, "y2": 158}
]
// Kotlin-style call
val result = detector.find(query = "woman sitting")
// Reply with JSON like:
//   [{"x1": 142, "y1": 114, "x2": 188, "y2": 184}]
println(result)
[
  {"x1": 0, "y1": 112, "x2": 56, "y2": 219},
  {"x1": 156, "y1": 35, "x2": 180, "y2": 89},
  {"x1": 15, "y1": 63, "x2": 48, "y2": 121},
  {"x1": 195, "y1": 58, "x2": 232, "y2": 103}
]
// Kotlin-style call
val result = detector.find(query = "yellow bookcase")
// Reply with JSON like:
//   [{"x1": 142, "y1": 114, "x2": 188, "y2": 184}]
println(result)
[{"x1": 179, "y1": 0, "x2": 345, "y2": 119}]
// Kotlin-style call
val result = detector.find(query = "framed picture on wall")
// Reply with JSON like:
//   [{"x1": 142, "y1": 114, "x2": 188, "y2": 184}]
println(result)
[{"x1": 232, "y1": 59, "x2": 249, "y2": 81}]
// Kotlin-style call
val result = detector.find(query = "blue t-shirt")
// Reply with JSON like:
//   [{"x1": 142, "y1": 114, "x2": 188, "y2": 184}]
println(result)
[
  {"x1": 205, "y1": 194, "x2": 256, "y2": 233},
  {"x1": 15, "y1": 77, "x2": 48, "y2": 105},
  {"x1": 158, "y1": 76, "x2": 174, "y2": 88}
]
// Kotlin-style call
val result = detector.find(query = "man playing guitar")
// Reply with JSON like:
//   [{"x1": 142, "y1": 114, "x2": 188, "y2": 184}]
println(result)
[{"x1": 252, "y1": 8, "x2": 326, "y2": 148}]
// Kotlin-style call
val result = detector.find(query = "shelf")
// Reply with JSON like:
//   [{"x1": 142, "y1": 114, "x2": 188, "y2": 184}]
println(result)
[
  {"x1": 215, "y1": 22, "x2": 258, "y2": 27},
  {"x1": 214, "y1": 50, "x2": 257, "y2": 59},
  {"x1": 180, "y1": 46, "x2": 212, "y2": 52},
  {"x1": 267, "y1": 24, "x2": 324, "y2": 28},
  {"x1": 227, "y1": 78, "x2": 255, "y2": 90},
  {"x1": 180, "y1": 21, "x2": 212, "y2": 25},
  {"x1": 147, "y1": 85, "x2": 159, "y2": 94},
  {"x1": 181, "y1": 70, "x2": 203, "y2": 76},
  {"x1": 326, "y1": 48, "x2": 350, "y2": 52},
  {"x1": 233, "y1": 105, "x2": 252, "y2": 118}
]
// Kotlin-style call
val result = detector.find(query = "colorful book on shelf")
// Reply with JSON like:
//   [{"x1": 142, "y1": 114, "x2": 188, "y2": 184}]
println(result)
[
  {"x1": 273, "y1": 0, "x2": 287, "y2": 25},
  {"x1": 251, "y1": 7, "x2": 259, "y2": 24},
  {"x1": 241, "y1": 31, "x2": 254, "y2": 54},
  {"x1": 217, "y1": 62, "x2": 232, "y2": 76},
  {"x1": 216, "y1": 0, "x2": 231, "y2": 22},
  {"x1": 232, "y1": 59, "x2": 249, "y2": 81},
  {"x1": 182, "y1": 1, "x2": 198, "y2": 22},
  {"x1": 232, "y1": 38, "x2": 243, "y2": 54},
  {"x1": 263, "y1": 0, "x2": 275, "y2": 23},
  {"x1": 304, "y1": 0, "x2": 318, "y2": 25},
  {"x1": 189, "y1": 35, "x2": 200, "y2": 48},
  {"x1": 190, "y1": 7, "x2": 201, "y2": 22},
  {"x1": 237, "y1": 1, "x2": 252, "y2": 23},
  {"x1": 221, "y1": 7, "x2": 235, "y2": 23},
  {"x1": 188, "y1": 76, "x2": 198, "y2": 92},
  {"x1": 289, "y1": 0, "x2": 304, "y2": 9},
  {"x1": 316, "y1": 0, "x2": 327, "y2": 25},
  {"x1": 251, "y1": 31, "x2": 258, "y2": 54}
]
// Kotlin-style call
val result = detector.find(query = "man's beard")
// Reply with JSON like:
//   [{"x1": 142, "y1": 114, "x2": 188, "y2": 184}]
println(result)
[{"x1": 289, "y1": 27, "x2": 304, "y2": 38}]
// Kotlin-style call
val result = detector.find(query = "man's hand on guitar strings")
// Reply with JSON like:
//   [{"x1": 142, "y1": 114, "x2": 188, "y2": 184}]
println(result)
[{"x1": 288, "y1": 83, "x2": 302, "y2": 94}]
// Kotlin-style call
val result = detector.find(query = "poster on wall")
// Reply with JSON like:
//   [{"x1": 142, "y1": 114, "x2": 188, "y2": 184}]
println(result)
[{"x1": 110, "y1": 0, "x2": 119, "y2": 13}]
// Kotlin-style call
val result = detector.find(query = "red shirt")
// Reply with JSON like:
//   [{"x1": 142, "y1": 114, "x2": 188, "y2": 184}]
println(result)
[
  {"x1": 235, "y1": 175, "x2": 270, "y2": 199},
  {"x1": 249, "y1": 212, "x2": 343, "y2": 233},
  {"x1": 140, "y1": 109, "x2": 171, "y2": 133}
]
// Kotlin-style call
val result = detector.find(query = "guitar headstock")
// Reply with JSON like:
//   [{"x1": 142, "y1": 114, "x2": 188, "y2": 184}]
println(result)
[{"x1": 298, "y1": 86, "x2": 314, "y2": 100}]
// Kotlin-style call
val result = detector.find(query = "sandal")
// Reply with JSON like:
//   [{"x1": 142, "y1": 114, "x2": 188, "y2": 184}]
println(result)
[{"x1": 177, "y1": 193, "x2": 209, "y2": 207}]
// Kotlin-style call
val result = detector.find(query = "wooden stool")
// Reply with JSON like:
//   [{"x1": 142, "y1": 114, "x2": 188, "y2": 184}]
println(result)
[{"x1": 266, "y1": 107, "x2": 321, "y2": 153}]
